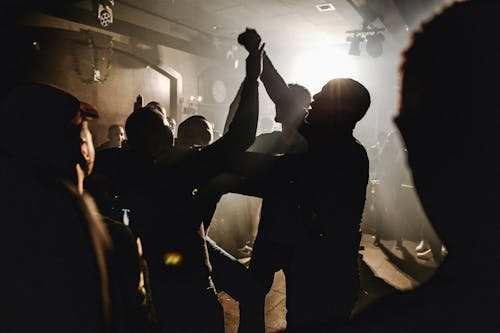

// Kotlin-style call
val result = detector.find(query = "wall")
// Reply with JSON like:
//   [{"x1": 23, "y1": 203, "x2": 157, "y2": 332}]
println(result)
[{"x1": 15, "y1": 12, "x2": 219, "y2": 145}]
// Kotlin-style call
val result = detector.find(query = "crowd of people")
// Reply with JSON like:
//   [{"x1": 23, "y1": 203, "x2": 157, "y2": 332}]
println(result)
[{"x1": 1, "y1": 0, "x2": 499, "y2": 332}]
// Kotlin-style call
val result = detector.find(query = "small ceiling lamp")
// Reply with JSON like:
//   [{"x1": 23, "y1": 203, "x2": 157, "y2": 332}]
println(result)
[
  {"x1": 97, "y1": 0, "x2": 115, "y2": 28},
  {"x1": 365, "y1": 32, "x2": 385, "y2": 58},
  {"x1": 347, "y1": 34, "x2": 364, "y2": 56}
]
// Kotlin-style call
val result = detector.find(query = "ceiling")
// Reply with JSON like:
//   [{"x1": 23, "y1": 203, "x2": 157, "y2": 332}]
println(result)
[
  {"x1": 108, "y1": 0, "x2": 452, "y2": 52},
  {"x1": 10, "y1": 0, "x2": 454, "y2": 58}
]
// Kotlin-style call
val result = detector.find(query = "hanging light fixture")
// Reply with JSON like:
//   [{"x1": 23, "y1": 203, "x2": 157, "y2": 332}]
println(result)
[
  {"x1": 347, "y1": 34, "x2": 364, "y2": 56},
  {"x1": 366, "y1": 32, "x2": 385, "y2": 58}
]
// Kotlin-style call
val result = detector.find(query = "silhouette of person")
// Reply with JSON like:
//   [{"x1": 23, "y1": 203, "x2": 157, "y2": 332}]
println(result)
[
  {"x1": 248, "y1": 83, "x2": 311, "y2": 155},
  {"x1": 218, "y1": 53, "x2": 312, "y2": 259},
  {"x1": 363, "y1": 131, "x2": 387, "y2": 241},
  {"x1": 101, "y1": 215, "x2": 158, "y2": 333},
  {"x1": 340, "y1": 1, "x2": 500, "y2": 332},
  {"x1": 87, "y1": 153, "x2": 159, "y2": 333},
  {"x1": 0, "y1": 83, "x2": 112, "y2": 333},
  {"x1": 230, "y1": 28, "x2": 371, "y2": 333},
  {"x1": 221, "y1": 40, "x2": 313, "y2": 331},
  {"x1": 174, "y1": 113, "x2": 261, "y2": 320},
  {"x1": 92, "y1": 39, "x2": 264, "y2": 333},
  {"x1": 373, "y1": 130, "x2": 405, "y2": 248}
]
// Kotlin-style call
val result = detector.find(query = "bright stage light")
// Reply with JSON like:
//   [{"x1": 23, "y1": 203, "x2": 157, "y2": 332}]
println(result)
[{"x1": 287, "y1": 46, "x2": 360, "y2": 94}]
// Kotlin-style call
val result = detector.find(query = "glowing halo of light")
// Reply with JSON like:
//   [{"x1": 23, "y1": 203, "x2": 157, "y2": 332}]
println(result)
[{"x1": 287, "y1": 46, "x2": 361, "y2": 95}]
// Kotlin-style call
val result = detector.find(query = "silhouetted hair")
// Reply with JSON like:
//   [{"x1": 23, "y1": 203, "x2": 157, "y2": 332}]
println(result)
[
  {"x1": 312, "y1": 78, "x2": 370, "y2": 127},
  {"x1": 125, "y1": 106, "x2": 173, "y2": 152},
  {"x1": 0, "y1": 82, "x2": 98, "y2": 167},
  {"x1": 146, "y1": 101, "x2": 167, "y2": 117},
  {"x1": 275, "y1": 83, "x2": 311, "y2": 125},
  {"x1": 288, "y1": 83, "x2": 312, "y2": 109},
  {"x1": 108, "y1": 124, "x2": 122, "y2": 133},
  {"x1": 176, "y1": 115, "x2": 213, "y2": 147},
  {"x1": 145, "y1": 101, "x2": 161, "y2": 109}
]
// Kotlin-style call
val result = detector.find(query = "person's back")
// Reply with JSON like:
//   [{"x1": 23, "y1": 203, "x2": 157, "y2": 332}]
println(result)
[
  {"x1": 125, "y1": 113, "x2": 258, "y2": 332},
  {"x1": 95, "y1": 109, "x2": 218, "y2": 332},
  {"x1": 257, "y1": 134, "x2": 367, "y2": 330},
  {"x1": 281, "y1": 78, "x2": 369, "y2": 331},
  {"x1": 93, "y1": 40, "x2": 263, "y2": 332}
]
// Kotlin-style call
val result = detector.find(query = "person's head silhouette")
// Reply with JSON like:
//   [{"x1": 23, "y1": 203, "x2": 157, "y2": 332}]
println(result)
[
  {"x1": 275, "y1": 83, "x2": 311, "y2": 128},
  {"x1": 176, "y1": 115, "x2": 213, "y2": 148},
  {"x1": 300, "y1": 78, "x2": 370, "y2": 148},
  {"x1": 395, "y1": 0, "x2": 500, "y2": 256},
  {"x1": 0, "y1": 82, "x2": 99, "y2": 179},
  {"x1": 125, "y1": 105, "x2": 173, "y2": 157}
]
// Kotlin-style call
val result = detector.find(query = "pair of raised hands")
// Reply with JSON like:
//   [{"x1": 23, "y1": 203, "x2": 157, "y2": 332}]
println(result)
[{"x1": 238, "y1": 28, "x2": 265, "y2": 81}]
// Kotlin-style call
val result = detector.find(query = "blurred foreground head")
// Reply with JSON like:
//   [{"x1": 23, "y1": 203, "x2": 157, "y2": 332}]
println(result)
[
  {"x1": 396, "y1": 0, "x2": 500, "y2": 246},
  {"x1": 0, "y1": 82, "x2": 98, "y2": 177}
]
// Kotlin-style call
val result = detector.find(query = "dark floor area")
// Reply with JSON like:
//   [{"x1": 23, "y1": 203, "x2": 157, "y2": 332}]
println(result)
[{"x1": 218, "y1": 233, "x2": 441, "y2": 333}]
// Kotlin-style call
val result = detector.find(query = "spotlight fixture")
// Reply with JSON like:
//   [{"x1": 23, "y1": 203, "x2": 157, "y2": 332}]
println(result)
[
  {"x1": 97, "y1": 0, "x2": 115, "y2": 28},
  {"x1": 366, "y1": 33, "x2": 385, "y2": 58},
  {"x1": 346, "y1": 34, "x2": 364, "y2": 56}
]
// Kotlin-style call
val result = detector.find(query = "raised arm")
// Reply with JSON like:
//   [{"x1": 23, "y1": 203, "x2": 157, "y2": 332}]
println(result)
[
  {"x1": 222, "y1": 51, "x2": 290, "y2": 136},
  {"x1": 260, "y1": 53, "x2": 291, "y2": 106},
  {"x1": 209, "y1": 150, "x2": 303, "y2": 198},
  {"x1": 203, "y1": 38, "x2": 264, "y2": 157},
  {"x1": 223, "y1": 82, "x2": 244, "y2": 135},
  {"x1": 238, "y1": 28, "x2": 291, "y2": 109},
  {"x1": 196, "y1": 151, "x2": 280, "y2": 199}
]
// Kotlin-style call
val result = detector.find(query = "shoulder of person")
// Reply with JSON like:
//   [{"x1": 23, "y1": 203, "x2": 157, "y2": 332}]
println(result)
[
  {"x1": 102, "y1": 216, "x2": 139, "y2": 255},
  {"x1": 250, "y1": 131, "x2": 282, "y2": 150}
]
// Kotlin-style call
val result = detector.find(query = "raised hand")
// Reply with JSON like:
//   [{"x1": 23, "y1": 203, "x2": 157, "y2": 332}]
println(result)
[
  {"x1": 134, "y1": 94, "x2": 143, "y2": 112},
  {"x1": 245, "y1": 42, "x2": 265, "y2": 81},
  {"x1": 238, "y1": 28, "x2": 262, "y2": 53}
]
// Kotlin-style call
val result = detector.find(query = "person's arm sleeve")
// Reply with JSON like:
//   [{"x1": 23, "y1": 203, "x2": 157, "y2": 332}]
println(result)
[
  {"x1": 222, "y1": 152, "x2": 299, "y2": 197},
  {"x1": 260, "y1": 52, "x2": 292, "y2": 109},
  {"x1": 223, "y1": 82, "x2": 245, "y2": 135}
]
